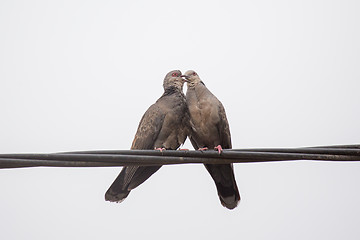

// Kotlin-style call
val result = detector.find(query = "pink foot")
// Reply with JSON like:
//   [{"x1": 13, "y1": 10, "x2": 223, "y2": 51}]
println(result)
[
  {"x1": 214, "y1": 145, "x2": 223, "y2": 154},
  {"x1": 154, "y1": 147, "x2": 166, "y2": 152},
  {"x1": 198, "y1": 147, "x2": 208, "y2": 152},
  {"x1": 178, "y1": 148, "x2": 189, "y2": 151}
]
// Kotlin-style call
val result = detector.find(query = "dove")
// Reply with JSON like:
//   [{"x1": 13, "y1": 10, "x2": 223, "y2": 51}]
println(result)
[
  {"x1": 105, "y1": 70, "x2": 190, "y2": 203},
  {"x1": 182, "y1": 70, "x2": 240, "y2": 209}
]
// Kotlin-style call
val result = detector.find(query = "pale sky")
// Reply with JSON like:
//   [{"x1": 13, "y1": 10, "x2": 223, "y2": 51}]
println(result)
[{"x1": 1, "y1": 0, "x2": 360, "y2": 239}]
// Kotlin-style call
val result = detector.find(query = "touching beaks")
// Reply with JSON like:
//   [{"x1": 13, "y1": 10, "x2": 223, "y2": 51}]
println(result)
[{"x1": 181, "y1": 75, "x2": 189, "y2": 82}]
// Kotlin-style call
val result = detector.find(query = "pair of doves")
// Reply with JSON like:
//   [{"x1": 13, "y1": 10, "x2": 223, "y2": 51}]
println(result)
[{"x1": 105, "y1": 70, "x2": 240, "y2": 210}]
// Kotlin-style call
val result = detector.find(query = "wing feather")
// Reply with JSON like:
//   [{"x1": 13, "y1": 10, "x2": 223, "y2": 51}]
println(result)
[{"x1": 216, "y1": 102, "x2": 232, "y2": 149}]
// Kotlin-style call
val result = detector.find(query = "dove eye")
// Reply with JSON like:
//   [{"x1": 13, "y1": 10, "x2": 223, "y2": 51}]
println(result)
[
  {"x1": 172, "y1": 73, "x2": 178, "y2": 77},
  {"x1": 193, "y1": 72, "x2": 197, "y2": 76}
]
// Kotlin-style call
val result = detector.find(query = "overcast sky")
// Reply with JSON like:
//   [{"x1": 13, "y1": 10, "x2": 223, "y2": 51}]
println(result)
[{"x1": 1, "y1": 0, "x2": 360, "y2": 239}]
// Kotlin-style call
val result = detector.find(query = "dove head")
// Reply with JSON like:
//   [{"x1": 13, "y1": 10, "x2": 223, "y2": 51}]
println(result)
[
  {"x1": 182, "y1": 70, "x2": 202, "y2": 88},
  {"x1": 163, "y1": 70, "x2": 185, "y2": 91}
]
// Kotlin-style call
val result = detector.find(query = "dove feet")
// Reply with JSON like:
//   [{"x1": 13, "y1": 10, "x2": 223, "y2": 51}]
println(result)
[
  {"x1": 214, "y1": 145, "x2": 223, "y2": 154},
  {"x1": 198, "y1": 147, "x2": 208, "y2": 152},
  {"x1": 154, "y1": 147, "x2": 166, "y2": 152}
]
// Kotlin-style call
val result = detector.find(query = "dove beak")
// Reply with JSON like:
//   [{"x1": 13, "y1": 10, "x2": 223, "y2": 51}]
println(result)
[{"x1": 181, "y1": 75, "x2": 189, "y2": 82}]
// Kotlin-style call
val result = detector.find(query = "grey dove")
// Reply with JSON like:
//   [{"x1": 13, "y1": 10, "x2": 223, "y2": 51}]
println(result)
[
  {"x1": 182, "y1": 70, "x2": 240, "y2": 210},
  {"x1": 105, "y1": 70, "x2": 190, "y2": 203}
]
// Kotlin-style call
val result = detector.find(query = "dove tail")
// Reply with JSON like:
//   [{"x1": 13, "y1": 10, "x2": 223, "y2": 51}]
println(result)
[
  {"x1": 205, "y1": 163, "x2": 240, "y2": 210},
  {"x1": 105, "y1": 168, "x2": 131, "y2": 202},
  {"x1": 105, "y1": 165, "x2": 162, "y2": 203},
  {"x1": 105, "y1": 188, "x2": 130, "y2": 203}
]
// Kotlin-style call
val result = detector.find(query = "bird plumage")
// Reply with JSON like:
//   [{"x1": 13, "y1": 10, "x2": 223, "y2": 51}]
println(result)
[
  {"x1": 184, "y1": 70, "x2": 240, "y2": 210},
  {"x1": 105, "y1": 70, "x2": 190, "y2": 203}
]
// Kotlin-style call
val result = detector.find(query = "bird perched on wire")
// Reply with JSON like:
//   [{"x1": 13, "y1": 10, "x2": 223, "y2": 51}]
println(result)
[
  {"x1": 105, "y1": 70, "x2": 190, "y2": 203},
  {"x1": 182, "y1": 70, "x2": 240, "y2": 210}
]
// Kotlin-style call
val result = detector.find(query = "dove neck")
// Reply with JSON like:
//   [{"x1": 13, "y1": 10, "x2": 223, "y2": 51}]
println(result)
[
  {"x1": 187, "y1": 81, "x2": 205, "y2": 89},
  {"x1": 163, "y1": 86, "x2": 183, "y2": 96},
  {"x1": 187, "y1": 81, "x2": 207, "y2": 92}
]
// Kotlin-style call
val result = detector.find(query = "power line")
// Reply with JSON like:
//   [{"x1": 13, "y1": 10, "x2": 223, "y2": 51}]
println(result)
[{"x1": 1, "y1": 144, "x2": 359, "y2": 169}]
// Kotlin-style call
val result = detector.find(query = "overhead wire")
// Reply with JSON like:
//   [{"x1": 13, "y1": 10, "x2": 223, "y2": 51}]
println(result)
[{"x1": 1, "y1": 144, "x2": 359, "y2": 169}]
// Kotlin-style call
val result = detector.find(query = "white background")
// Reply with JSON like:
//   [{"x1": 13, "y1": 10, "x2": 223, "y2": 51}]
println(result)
[{"x1": 1, "y1": 0, "x2": 360, "y2": 239}]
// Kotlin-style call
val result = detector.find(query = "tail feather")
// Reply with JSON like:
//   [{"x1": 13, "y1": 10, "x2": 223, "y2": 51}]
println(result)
[
  {"x1": 105, "y1": 166, "x2": 161, "y2": 203},
  {"x1": 105, "y1": 188, "x2": 130, "y2": 203},
  {"x1": 128, "y1": 166, "x2": 162, "y2": 190},
  {"x1": 205, "y1": 163, "x2": 240, "y2": 210}
]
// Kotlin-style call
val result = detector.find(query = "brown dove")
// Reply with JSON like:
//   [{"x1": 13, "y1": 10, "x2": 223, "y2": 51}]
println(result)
[
  {"x1": 182, "y1": 70, "x2": 240, "y2": 210},
  {"x1": 105, "y1": 70, "x2": 190, "y2": 203}
]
